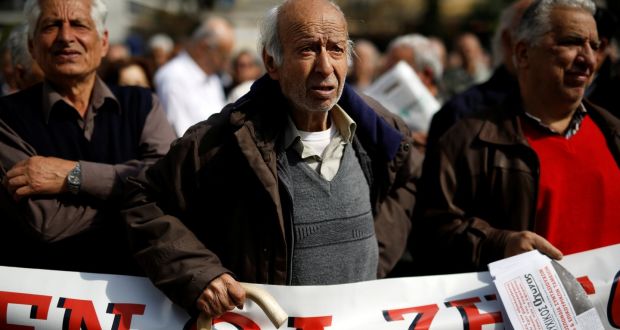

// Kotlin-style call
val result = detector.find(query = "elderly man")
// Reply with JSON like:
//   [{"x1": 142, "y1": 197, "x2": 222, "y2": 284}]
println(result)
[
  {"x1": 155, "y1": 16, "x2": 235, "y2": 137},
  {"x1": 414, "y1": 0, "x2": 620, "y2": 275},
  {"x1": 124, "y1": 0, "x2": 421, "y2": 318},
  {"x1": 0, "y1": 0, "x2": 175, "y2": 274},
  {"x1": 348, "y1": 39, "x2": 380, "y2": 91},
  {"x1": 378, "y1": 34, "x2": 444, "y2": 149},
  {"x1": 383, "y1": 34, "x2": 444, "y2": 101}
]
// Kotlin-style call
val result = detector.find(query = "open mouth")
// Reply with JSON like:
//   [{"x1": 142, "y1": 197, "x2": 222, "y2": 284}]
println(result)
[
  {"x1": 313, "y1": 85, "x2": 335, "y2": 91},
  {"x1": 310, "y1": 85, "x2": 336, "y2": 98}
]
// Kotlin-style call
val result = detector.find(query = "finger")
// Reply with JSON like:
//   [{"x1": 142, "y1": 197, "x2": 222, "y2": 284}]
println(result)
[
  {"x1": 214, "y1": 288, "x2": 238, "y2": 312},
  {"x1": 197, "y1": 292, "x2": 218, "y2": 317},
  {"x1": 227, "y1": 282, "x2": 246, "y2": 309},
  {"x1": 6, "y1": 164, "x2": 25, "y2": 179},
  {"x1": 202, "y1": 289, "x2": 232, "y2": 317},
  {"x1": 7, "y1": 175, "x2": 29, "y2": 189},
  {"x1": 218, "y1": 273, "x2": 245, "y2": 309},
  {"x1": 14, "y1": 185, "x2": 34, "y2": 199},
  {"x1": 200, "y1": 300, "x2": 216, "y2": 318},
  {"x1": 534, "y1": 236, "x2": 563, "y2": 260}
]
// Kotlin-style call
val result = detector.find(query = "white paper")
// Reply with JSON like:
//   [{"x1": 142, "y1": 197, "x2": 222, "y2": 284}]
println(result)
[
  {"x1": 489, "y1": 250, "x2": 604, "y2": 330},
  {"x1": 364, "y1": 61, "x2": 440, "y2": 132}
]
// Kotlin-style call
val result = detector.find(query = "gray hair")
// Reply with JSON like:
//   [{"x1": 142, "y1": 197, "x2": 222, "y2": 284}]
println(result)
[
  {"x1": 8, "y1": 24, "x2": 33, "y2": 71},
  {"x1": 388, "y1": 34, "x2": 444, "y2": 83},
  {"x1": 148, "y1": 33, "x2": 174, "y2": 53},
  {"x1": 514, "y1": 0, "x2": 596, "y2": 46},
  {"x1": 190, "y1": 16, "x2": 233, "y2": 49},
  {"x1": 258, "y1": 0, "x2": 353, "y2": 67},
  {"x1": 23, "y1": 0, "x2": 108, "y2": 40}
]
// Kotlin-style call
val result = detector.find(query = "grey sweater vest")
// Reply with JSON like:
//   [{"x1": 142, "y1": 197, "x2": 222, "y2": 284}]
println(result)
[{"x1": 287, "y1": 144, "x2": 378, "y2": 285}]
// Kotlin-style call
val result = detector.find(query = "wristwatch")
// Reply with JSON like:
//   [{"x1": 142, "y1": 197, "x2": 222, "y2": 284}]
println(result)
[{"x1": 67, "y1": 162, "x2": 81, "y2": 195}]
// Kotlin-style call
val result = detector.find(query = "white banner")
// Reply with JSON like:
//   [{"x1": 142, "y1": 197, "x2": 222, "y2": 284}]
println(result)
[{"x1": 1, "y1": 244, "x2": 619, "y2": 329}]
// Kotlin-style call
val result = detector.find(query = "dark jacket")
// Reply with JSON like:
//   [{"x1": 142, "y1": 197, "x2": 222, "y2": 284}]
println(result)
[
  {"x1": 414, "y1": 94, "x2": 620, "y2": 275},
  {"x1": 426, "y1": 65, "x2": 518, "y2": 153},
  {"x1": 123, "y1": 75, "x2": 422, "y2": 310}
]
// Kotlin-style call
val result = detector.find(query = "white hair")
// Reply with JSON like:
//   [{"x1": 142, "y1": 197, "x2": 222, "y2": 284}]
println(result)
[
  {"x1": 258, "y1": 0, "x2": 353, "y2": 67},
  {"x1": 23, "y1": 0, "x2": 108, "y2": 40},
  {"x1": 514, "y1": 0, "x2": 596, "y2": 47},
  {"x1": 388, "y1": 34, "x2": 444, "y2": 83},
  {"x1": 148, "y1": 33, "x2": 174, "y2": 53}
]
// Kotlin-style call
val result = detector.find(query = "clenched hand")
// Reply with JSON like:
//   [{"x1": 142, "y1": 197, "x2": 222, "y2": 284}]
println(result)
[{"x1": 196, "y1": 273, "x2": 246, "y2": 319}]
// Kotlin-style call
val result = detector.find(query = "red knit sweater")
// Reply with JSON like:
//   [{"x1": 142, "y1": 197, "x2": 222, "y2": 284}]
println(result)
[{"x1": 523, "y1": 114, "x2": 620, "y2": 255}]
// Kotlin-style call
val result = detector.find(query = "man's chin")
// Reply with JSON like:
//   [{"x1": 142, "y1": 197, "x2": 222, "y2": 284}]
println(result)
[{"x1": 311, "y1": 101, "x2": 337, "y2": 112}]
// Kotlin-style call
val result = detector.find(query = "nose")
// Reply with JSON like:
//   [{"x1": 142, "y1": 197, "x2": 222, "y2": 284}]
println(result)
[
  {"x1": 314, "y1": 47, "x2": 334, "y2": 77},
  {"x1": 578, "y1": 43, "x2": 596, "y2": 71},
  {"x1": 56, "y1": 22, "x2": 75, "y2": 43}
]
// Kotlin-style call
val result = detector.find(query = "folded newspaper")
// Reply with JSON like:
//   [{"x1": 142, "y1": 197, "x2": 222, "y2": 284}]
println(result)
[
  {"x1": 488, "y1": 250, "x2": 604, "y2": 330},
  {"x1": 363, "y1": 61, "x2": 440, "y2": 132}
]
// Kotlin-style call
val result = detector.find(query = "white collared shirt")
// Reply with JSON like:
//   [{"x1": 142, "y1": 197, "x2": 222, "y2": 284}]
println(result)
[
  {"x1": 155, "y1": 51, "x2": 227, "y2": 137},
  {"x1": 284, "y1": 105, "x2": 357, "y2": 181}
]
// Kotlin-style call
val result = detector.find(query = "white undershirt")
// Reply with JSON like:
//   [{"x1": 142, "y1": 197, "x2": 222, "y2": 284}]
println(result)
[{"x1": 298, "y1": 123, "x2": 337, "y2": 158}]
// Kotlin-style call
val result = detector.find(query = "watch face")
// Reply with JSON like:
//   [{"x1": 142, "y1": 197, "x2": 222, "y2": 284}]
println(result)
[{"x1": 68, "y1": 175, "x2": 79, "y2": 185}]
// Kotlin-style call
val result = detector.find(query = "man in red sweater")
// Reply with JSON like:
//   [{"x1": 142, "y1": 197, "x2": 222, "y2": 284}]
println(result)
[{"x1": 414, "y1": 0, "x2": 620, "y2": 275}]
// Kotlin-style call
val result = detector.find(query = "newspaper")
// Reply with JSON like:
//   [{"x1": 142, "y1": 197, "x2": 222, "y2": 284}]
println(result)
[
  {"x1": 363, "y1": 61, "x2": 440, "y2": 132},
  {"x1": 488, "y1": 250, "x2": 605, "y2": 330}
]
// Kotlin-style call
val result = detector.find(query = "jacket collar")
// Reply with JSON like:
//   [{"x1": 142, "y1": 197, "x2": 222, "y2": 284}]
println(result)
[
  {"x1": 241, "y1": 74, "x2": 403, "y2": 160},
  {"x1": 477, "y1": 91, "x2": 620, "y2": 147}
]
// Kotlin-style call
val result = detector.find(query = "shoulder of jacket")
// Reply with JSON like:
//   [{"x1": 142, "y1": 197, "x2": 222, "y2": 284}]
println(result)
[
  {"x1": 174, "y1": 103, "x2": 241, "y2": 147},
  {"x1": 438, "y1": 111, "x2": 488, "y2": 151},
  {"x1": 359, "y1": 93, "x2": 411, "y2": 136}
]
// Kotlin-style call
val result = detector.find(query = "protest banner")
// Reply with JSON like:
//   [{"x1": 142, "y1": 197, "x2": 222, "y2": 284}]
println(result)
[{"x1": 1, "y1": 244, "x2": 619, "y2": 329}]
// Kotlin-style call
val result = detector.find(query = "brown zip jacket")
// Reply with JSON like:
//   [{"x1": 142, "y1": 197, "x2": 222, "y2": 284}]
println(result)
[{"x1": 413, "y1": 94, "x2": 620, "y2": 275}]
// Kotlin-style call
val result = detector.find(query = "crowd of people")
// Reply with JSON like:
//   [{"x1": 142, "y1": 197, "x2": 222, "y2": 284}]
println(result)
[{"x1": 0, "y1": 0, "x2": 618, "y2": 321}]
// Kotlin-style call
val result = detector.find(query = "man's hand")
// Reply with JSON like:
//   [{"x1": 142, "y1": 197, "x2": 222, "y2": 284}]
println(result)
[
  {"x1": 504, "y1": 230, "x2": 563, "y2": 260},
  {"x1": 4, "y1": 156, "x2": 76, "y2": 200},
  {"x1": 196, "y1": 273, "x2": 246, "y2": 319}
]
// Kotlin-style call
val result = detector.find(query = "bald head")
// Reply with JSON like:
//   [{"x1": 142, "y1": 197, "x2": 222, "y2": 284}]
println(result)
[{"x1": 192, "y1": 16, "x2": 234, "y2": 48}]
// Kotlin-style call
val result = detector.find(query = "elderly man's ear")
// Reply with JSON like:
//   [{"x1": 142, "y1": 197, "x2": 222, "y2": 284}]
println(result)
[
  {"x1": 514, "y1": 41, "x2": 529, "y2": 70},
  {"x1": 263, "y1": 50, "x2": 279, "y2": 80}
]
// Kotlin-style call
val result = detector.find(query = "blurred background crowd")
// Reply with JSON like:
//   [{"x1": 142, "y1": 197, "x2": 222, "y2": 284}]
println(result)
[{"x1": 0, "y1": 0, "x2": 617, "y2": 138}]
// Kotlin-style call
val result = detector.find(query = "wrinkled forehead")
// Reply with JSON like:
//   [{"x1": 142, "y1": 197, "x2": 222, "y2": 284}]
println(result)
[
  {"x1": 278, "y1": 0, "x2": 348, "y2": 40},
  {"x1": 38, "y1": 0, "x2": 92, "y2": 19}
]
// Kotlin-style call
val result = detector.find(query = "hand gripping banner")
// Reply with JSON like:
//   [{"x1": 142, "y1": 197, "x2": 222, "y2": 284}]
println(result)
[{"x1": 1, "y1": 244, "x2": 619, "y2": 329}]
